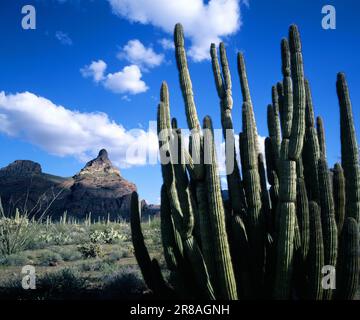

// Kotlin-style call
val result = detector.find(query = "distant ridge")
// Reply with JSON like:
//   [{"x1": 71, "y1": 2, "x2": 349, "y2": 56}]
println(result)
[{"x1": 0, "y1": 150, "x2": 158, "y2": 220}]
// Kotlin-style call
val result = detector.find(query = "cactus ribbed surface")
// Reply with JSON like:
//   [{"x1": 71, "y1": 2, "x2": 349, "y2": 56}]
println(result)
[
  {"x1": 131, "y1": 23, "x2": 360, "y2": 301},
  {"x1": 238, "y1": 53, "x2": 259, "y2": 154},
  {"x1": 296, "y1": 172, "x2": 310, "y2": 262},
  {"x1": 317, "y1": 158, "x2": 338, "y2": 300},
  {"x1": 308, "y1": 201, "x2": 324, "y2": 300},
  {"x1": 210, "y1": 42, "x2": 246, "y2": 216},
  {"x1": 273, "y1": 201, "x2": 296, "y2": 299},
  {"x1": 203, "y1": 116, "x2": 238, "y2": 300},
  {"x1": 303, "y1": 80, "x2": 320, "y2": 201},
  {"x1": 288, "y1": 25, "x2": 306, "y2": 160},
  {"x1": 316, "y1": 116, "x2": 327, "y2": 160},
  {"x1": 271, "y1": 86, "x2": 282, "y2": 159},
  {"x1": 280, "y1": 39, "x2": 293, "y2": 138},
  {"x1": 267, "y1": 103, "x2": 280, "y2": 170},
  {"x1": 332, "y1": 163, "x2": 345, "y2": 235},
  {"x1": 241, "y1": 101, "x2": 265, "y2": 295},
  {"x1": 130, "y1": 191, "x2": 173, "y2": 296},
  {"x1": 335, "y1": 217, "x2": 360, "y2": 300},
  {"x1": 337, "y1": 72, "x2": 360, "y2": 223}
]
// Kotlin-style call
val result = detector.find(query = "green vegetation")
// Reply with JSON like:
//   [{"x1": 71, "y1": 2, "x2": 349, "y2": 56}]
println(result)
[
  {"x1": 0, "y1": 212, "x2": 161, "y2": 300},
  {"x1": 131, "y1": 23, "x2": 360, "y2": 300}
]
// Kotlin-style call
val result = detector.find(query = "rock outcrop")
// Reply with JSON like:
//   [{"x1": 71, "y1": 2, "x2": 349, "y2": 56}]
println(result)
[
  {"x1": 0, "y1": 149, "x2": 146, "y2": 220},
  {"x1": 64, "y1": 149, "x2": 136, "y2": 219}
]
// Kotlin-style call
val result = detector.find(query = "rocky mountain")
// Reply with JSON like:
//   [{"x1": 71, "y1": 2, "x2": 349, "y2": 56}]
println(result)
[{"x1": 0, "y1": 149, "x2": 156, "y2": 220}]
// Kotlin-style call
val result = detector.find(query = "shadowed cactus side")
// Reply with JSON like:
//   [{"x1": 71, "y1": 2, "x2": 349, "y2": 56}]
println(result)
[{"x1": 130, "y1": 23, "x2": 360, "y2": 301}]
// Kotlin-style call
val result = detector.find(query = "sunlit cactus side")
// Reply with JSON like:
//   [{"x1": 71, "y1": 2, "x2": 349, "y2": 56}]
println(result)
[
  {"x1": 130, "y1": 22, "x2": 360, "y2": 301},
  {"x1": 296, "y1": 158, "x2": 310, "y2": 263},
  {"x1": 258, "y1": 153, "x2": 272, "y2": 235},
  {"x1": 302, "y1": 79, "x2": 320, "y2": 202},
  {"x1": 272, "y1": 86, "x2": 282, "y2": 160},
  {"x1": 288, "y1": 25, "x2": 306, "y2": 160},
  {"x1": 158, "y1": 83, "x2": 215, "y2": 300},
  {"x1": 316, "y1": 116, "x2": 327, "y2": 160},
  {"x1": 238, "y1": 52, "x2": 260, "y2": 154},
  {"x1": 336, "y1": 72, "x2": 360, "y2": 300},
  {"x1": 337, "y1": 72, "x2": 360, "y2": 223},
  {"x1": 317, "y1": 158, "x2": 338, "y2": 300},
  {"x1": 307, "y1": 201, "x2": 324, "y2": 300},
  {"x1": 203, "y1": 116, "x2": 238, "y2": 300},
  {"x1": 279, "y1": 39, "x2": 293, "y2": 139},
  {"x1": 265, "y1": 137, "x2": 279, "y2": 232},
  {"x1": 241, "y1": 100, "x2": 265, "y2": 296},
  {"x1": 210, "y1": 42, "x2": 246, "y2": 217},
  {"x1": 332, "y1": 163, "x2": 345, "y2": 235},
  {"x1": 273, "y1": 24, "x2": 307, "y2": 300}
]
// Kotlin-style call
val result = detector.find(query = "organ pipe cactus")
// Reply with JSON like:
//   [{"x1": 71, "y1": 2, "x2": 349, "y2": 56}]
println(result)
[
  {"x1": 317, "y1": 158, "x2": 338, "y2": 300},
  {"x1": 131, "y1": 23, "x2": 360, "y2": 301},
  {"x1": 337, "y1": 72, "x2": 360, "y2": 223},
  {"x1": 316, "y1": 116, "x2": 327, "y2": 160},
  {"x1": 332, "y1": 163, "x2": 345, "y2": 235}
]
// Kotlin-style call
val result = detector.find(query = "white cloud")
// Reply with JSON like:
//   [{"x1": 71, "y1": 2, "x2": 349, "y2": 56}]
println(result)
[
  {"x1": 0, "y1": 91, "x2": 158, "y2": 168},
  {"x1": 108, "y1": 0, "x2": 243, "y2": 61},
  {"x1": 118, "y1": 39, "x2": 164, "y2": 69},
  {"x1": 81, "y1": 61, "x2": 148, "y2": 95},
  {"x1": 55, "y1": 31, "x2": 73, "y2": 46},
  {"x1": 80, "y1": 60, "x2": 107, "y2": 82},
  {"x1": 158, "y1": 38, "x2": 174, "y2": 50},
  {"x1": 104, "y1": 65, "x2": 148, "y2": 94}
]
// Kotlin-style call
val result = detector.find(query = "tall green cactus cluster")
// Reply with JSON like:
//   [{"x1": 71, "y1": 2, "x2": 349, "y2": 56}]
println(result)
[{"x1": 130, "y1": 23, "x2": 360, "y2": 300}]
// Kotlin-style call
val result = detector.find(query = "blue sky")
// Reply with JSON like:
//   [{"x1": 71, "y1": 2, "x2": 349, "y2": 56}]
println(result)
[{"x1": 0, "y1": 0, "x2": 359, "y2": 204}]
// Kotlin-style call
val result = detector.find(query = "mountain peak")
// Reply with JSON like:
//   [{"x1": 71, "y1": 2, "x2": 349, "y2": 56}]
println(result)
[
  {"x1": 0, "y1": 160, "x2": 42, "y2": 176},
  {"x1": 98, "y1": 149, "x2": 109, "y2": 161},
  {"x1": 76, "y1": 149, "x2": 120, "y2": 177}
]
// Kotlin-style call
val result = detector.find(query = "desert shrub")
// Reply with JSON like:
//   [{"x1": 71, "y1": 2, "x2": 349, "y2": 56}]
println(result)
[
  {"x1": 0, "y1": 208, "x2": 36, "y2": 255},
  {"x1": 0, "y1": 252, "x2": 29, "y2": 266},
  {"x1": 102, "y1": 266, "x2": 146, "y2": 299},
  {"x1": 54, "y1": 246, "x2": 82, "y2": 262},
  {"x1": 103, "y1": 228, "x2": 122, "y2": 244},
  {"x1": 38, "y1": 268, "x2": 87, "y2": 299},
  {"x1": 52, "y1": 232, "x2": 72, "y2": 245},
  {"x1": 37, "y1": 250, "x2": 63, "y2": 266},
  {"x1": 0, "y1": 268, "x2": 87, "y2": 300},
  {"x1": 89, "y1": 230, "x2": 103, "y2": 243},
  {"x1": 77, "y1": 243, "x2": 103, "y2": 258},
  {"x1": 89, "y1": 228, "x2": 124, "y2": 244},
  {"x1": 104, "y1": 251, "x2": 123, "y2": 263},
  {"x1": 78, "y1": 259, "x2": 115, "y2": 274}
]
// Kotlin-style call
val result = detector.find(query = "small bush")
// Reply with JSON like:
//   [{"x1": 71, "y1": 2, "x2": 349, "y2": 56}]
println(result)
[
  {"x1": 38, "y1": 268, "x2": 87, "y2": 299},
  {"x1": 102, "y1": 267, "x2": 146, "y2": 299},
  {"x1": 37, "y1": 250, "x2": 63, "y2": 266},
  {"x1": 0, "y1": 253, "x2": 29, "y2": 266},
  {"x1": 0, "y1": 209, "x2": 36, "y2": 255},
  {"x1": 77, "y1": 243, "x2": 103, "y2": 259},
  {"x1": 0, "y1": 268, "x2": 87, "y2": 300},
  {"x1": 54, "y1": 247, "x2": 82, "y2": 262},
  {"x1": 104, "y1": 251, "x2": 123, "y2": 263}
]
